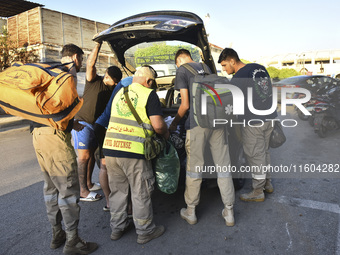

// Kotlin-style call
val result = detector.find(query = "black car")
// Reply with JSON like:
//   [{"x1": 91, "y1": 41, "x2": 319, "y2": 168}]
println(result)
[
  {"x1": 93, "y1": 10, "x2": 246, "y2": 189},
  {"x1": 273, "y1": 75, "x2": 340, "y2": 102}
]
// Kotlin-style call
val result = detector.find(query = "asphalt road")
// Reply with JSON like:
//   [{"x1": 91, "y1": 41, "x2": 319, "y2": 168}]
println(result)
[{"x1": 0, "y1": 106, "x2": 340, "y2": 255}]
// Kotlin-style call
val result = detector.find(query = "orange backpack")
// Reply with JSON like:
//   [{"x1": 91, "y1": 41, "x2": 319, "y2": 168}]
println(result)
[{"x1": 0, "y1": 62, "x2": 83, "y2": 131}]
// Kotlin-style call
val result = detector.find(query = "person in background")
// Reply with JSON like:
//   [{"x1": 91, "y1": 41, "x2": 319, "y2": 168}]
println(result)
[
  {"x1": 71, "y1": 41, "x2": 122, "y2": 202},
  {"x1": 102, "y1": 66, "x2": 169, "y2": 244},
  {"x1": 169, "y1": 49, "x2": 235, "y2": 227},
  {"x1": 31, "y1": 44, "x2": 98, "y2": 254},
  {"x1": 218, "y1": 48, "x2": 277, "y2": 202},
  {"x1": 94, "y1": 76, "x2": 133, "y2": 211}
]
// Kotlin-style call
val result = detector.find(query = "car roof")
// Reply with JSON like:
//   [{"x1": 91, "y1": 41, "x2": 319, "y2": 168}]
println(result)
[
  {"x1": 93, "y1": 10, "x2": 216, "y2": 73},
  {"x1": 276, "y1": 75, "x2": 334, "y2": 85}
]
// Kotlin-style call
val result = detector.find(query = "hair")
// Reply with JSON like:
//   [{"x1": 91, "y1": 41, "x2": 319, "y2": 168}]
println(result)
[
  {"x1": 218, "y1": 48, "x2": 241, "y2": 63},
  {"x1": 142, "y1": 64, "x2": 158, "y2": 78},
  {"x1": 61, "y1": 44, "x2": 84, "y2": 58},
  {"x1": 106, "y1": 66, "x2": 122, "y2": 81},
  {"x1": 175, "y1": 49, "x2": 192, "y2": 64}
]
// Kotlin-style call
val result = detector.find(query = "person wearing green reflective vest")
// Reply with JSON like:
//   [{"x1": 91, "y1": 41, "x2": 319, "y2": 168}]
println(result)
[{"x1": 103, "y1": 66, "x2": 169, "y2": 244}]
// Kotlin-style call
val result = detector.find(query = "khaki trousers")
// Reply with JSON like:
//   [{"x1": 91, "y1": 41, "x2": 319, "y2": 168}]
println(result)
[
  {"x1": 32, "y1": 127, "x2": 80, "y2": 232},
  {"x1": 242, "y1": 121, "x2": 274, "y2": 190},
  {"x1": 185, "y1": 126, "x2": 235, "y2": 207},
  {"x1": 105, "y1": 156, "x2": 156, "y2": 235}
]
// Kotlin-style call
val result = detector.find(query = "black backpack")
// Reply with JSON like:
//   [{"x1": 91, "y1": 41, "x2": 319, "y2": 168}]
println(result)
[{"x1": 182, "y1": 63, "x2": 234, "y2": 129}]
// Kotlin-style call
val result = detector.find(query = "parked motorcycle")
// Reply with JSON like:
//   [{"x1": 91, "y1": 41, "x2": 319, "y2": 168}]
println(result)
[
  {"x1": 297, "y1": 98, "x2": 320, "y2": 121},
  {"x1": 296, "y1": 80, "x2": 340, "y2": 121},
  {"x1": 313, "y1": 86, "x2": 340, "y2": 138}
]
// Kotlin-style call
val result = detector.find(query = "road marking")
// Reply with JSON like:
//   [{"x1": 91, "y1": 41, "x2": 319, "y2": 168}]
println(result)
[
  {"x1": 278, "y1": 196, "x2": 340, "y2": 254},
  {"x1": 286, "y1": 223, "x2": 292, "y2": 251},
  {"x1": 278, "y1": 196, "x2": 340, "y2": 214}
]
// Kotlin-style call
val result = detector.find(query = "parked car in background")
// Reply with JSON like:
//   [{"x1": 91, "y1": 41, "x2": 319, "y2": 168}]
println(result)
[
  {"x1": 273, "y1": 75, "x2": 340, "y2": 102},
  {"x1": 93, "y1": 10, "x2": 246, "y2": 189}
]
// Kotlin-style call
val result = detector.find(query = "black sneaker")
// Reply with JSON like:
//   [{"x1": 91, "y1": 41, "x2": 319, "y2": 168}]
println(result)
[
  {"x1": 63, "y1": 236, "x2": 98, "y2": 255},
  {"x1": 137, "y1": 225, "x2": 165, "y2": 244}
]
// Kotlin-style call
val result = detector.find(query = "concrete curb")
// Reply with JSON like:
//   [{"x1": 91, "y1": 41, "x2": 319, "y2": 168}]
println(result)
[{"x1": 0, "y1": 115, "x2": 31, "y2": 135}]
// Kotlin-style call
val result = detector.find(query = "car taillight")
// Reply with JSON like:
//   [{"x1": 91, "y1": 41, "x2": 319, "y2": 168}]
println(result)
[{"x1": 283, "y1": 84, "x2": 300, "y2": 88}]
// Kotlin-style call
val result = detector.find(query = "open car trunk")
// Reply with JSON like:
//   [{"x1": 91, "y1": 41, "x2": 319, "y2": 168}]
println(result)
[{"x1": 93, "y1": 10, "x2": 216, "y2": 73}]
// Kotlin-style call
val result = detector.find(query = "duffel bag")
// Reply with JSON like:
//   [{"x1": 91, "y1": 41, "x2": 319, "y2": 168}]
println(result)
[{"x1": 0, "y1": 62, "x2": 83, "y2": 130}]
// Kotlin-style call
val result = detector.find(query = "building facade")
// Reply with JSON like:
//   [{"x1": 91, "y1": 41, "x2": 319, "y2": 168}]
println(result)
[
  {"x1": 256, "y1": 49, "x2": 340, "y2": 78},
  {"x1": 6, "y1": 7, "x2": 119, "y2": 74}
]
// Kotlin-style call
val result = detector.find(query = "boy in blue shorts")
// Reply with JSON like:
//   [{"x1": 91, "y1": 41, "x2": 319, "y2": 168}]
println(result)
[{"x1": 72, "y1": 41, "x2": 122, "y2": 201}]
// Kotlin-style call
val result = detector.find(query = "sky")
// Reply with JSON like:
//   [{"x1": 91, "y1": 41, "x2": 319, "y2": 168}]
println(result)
[{"x1": 36, "y1": 0, "x2": 340, "y2": 61}]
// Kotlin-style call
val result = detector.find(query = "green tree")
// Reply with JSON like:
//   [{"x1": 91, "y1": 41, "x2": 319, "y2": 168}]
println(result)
[
  {"x1": 0, "y1": 27, "x2": 39, "y2": 71},
  {"x1": 241, "y1": 59, "x2": 251, "y2": 64},
  {"x1": 134, "y1": 43, "x2": 200, "y2": 67},
  {"x1": 267, "y1": 66, "x2": 280, "y2": 79},
  {"x1": 278, "y1": 68, "x2": 300, "y2": 80}
]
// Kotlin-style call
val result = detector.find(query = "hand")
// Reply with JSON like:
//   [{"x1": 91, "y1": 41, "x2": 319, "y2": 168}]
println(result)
[
  {"x1": 95, "y1": 41, "x2": 103, "y2": 46},
  {"x1": 73, "y1": 119, "x2": 85, "y2": 131},
  {"x1": 169, "y1": 122, "x2": 177, "y2": 132}
]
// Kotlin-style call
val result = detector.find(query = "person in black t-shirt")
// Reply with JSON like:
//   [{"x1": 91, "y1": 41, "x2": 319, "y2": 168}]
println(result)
[
  {"x1": 169, "y1": 49, "x2": 235, "y2": 227},
  {"x1": 71, "y1": 41, "x2": 122, "y2": 202},
  {"x1": 218, "y1": 48, "x2": 277, "y2": 202}
]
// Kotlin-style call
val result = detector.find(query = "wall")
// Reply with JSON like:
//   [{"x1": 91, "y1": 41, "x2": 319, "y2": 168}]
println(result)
[{"x1": 7, "y1": 7, "x2": 118, "y2": 74}]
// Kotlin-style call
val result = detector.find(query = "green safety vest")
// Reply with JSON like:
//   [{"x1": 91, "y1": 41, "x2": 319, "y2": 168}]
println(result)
[{"x1": 103, "y1": 83, "x2": 154, "y2": 155}]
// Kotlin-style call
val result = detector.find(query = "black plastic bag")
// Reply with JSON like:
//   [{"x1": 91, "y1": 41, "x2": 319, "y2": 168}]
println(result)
[
  {"x1": 269, "y1": 121, "x2": 286, "y2": 148},
  {"x1": 152, "y1": 141, "x2": 180, "y2": 194}
]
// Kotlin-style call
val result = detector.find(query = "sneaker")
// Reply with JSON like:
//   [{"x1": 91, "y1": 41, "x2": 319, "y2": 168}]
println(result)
[
  {"x1": 110, "y1": 221, "x2": 133, "y2": 241},
  {"x1": 137, "y1": 225, "x2": 165, "y2": 244},
  {"x1": 50, "y1": 228, "x2": 66, "y2": 249},
  {"x1": 180, "y1": 206, "x2": 197, "y2": 225},
  {"x1": 264, "y1": 180, "x2": 274, "y2": 193},
  {"x1": 240, "y1": 189, "x2": 265, "y2": 202},
  {"x1": 63, "y1": 236, "x2": 98, "y2": 255},
  {"x1": 222, "y1": 205, "x2": 235, "y2": 227}
]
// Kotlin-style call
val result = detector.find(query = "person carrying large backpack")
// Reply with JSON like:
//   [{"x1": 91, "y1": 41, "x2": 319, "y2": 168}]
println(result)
[
  {"x1": 169, "y1": 49, "x2": 235, "y2": 227},
  {"x1": 31, "y1": 44, "x2": 98, "y2": 254}
]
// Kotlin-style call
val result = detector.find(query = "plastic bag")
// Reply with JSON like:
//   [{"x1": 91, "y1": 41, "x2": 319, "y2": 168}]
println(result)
[
  {"x1": 152, "y1": 141, "x2": 180, "y2": 194},
  {"x1": 269, "y1": 121, "x2": 286, "y2": 148}
]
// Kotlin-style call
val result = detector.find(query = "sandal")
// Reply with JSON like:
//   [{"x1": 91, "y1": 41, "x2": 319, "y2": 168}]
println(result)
[
  {"x1": 89, "y1": 182, "x2": 101, "y2": 191},
  {"x1": 80, "y1": 192, "x2": 102, "y2": 202}
]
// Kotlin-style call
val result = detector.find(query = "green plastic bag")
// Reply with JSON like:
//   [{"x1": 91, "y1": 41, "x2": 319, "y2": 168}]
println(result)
[{"x1": 152, "y1": 141, "x2": 180, "y2": 194}]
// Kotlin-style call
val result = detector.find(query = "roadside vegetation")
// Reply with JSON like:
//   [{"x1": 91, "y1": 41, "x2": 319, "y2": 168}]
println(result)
[
  {"x1": 267, "y1": 66, "x2": 300, "y2": 81},
  {"x1": 133, "y1": 42, "x2": 201, "y2": 67},
  {"x1": 0, "y1": 28, "x2": 39, "y2": 71}
]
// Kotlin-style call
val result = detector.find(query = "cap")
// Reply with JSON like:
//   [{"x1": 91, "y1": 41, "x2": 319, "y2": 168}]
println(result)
[{"x1": 134, "y1": 66, "x2": 156, "y2": 80}]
